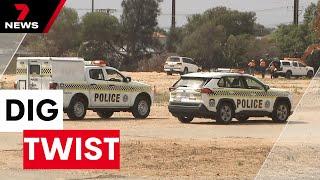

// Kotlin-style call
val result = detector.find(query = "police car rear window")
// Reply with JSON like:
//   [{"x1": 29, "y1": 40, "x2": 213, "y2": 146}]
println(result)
[
  {"x1": 168, "y1": 57, "x2": 180, "y2": 62},
  {"x1": 174, "y1": 77, "x2": 208, "y2": 89},
  {"x1": 29, "y1": 65, "x2": 40, "y2": 75},
  {"x1": 281, "y1": 62, "x2": 290, "y2": 66}
]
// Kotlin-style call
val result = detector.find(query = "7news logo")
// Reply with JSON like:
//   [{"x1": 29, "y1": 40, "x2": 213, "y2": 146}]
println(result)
[
  {"x1": 0, "y1": 0, "x2": 66, "y2": 33},
  {"x1": 4, "y1": 4, "x2": 39, "y2": 30}
]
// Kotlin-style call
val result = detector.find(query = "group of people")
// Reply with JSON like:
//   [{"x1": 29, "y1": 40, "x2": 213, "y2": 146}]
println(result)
[{"x1": 247, "y1": 59, "x2": 277, "y2": 79}]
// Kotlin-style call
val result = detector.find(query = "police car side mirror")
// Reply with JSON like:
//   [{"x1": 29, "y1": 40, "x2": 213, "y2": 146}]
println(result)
[
  {"x1": 265, "y1": 85, "x2": 270, "y2": 91},
  {"x1": 124, "y1": 77, "x2": 131, "y2": 83}
]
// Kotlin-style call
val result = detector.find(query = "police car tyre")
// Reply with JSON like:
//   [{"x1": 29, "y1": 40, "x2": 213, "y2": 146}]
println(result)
[
  {"x1": 177, "y1": 115, "x2": 194, "y2": 123},
  {"x1": 272, "y1": 102, "x2": 290, "y2": 123},
  {"x1": 307, "y1": 71, "x2": 314, "y2": 79},
  {"x1": 216, "y1": 102, "x2": 234, "y2": 124},
  {"x1": 67, "y1": 97, "x2": 87, "y2": 120},
  {"x1": 286, "y1": 71, "x2": 292, "y2": 79},
  {"x1": 236, "y1": 116, "x2": 249, "y2": 122},
  {"x1": 132, "y1": 96, "x2": 151, "y2": 119},
  {"x1": 97, "y1": 111, "x2": 114, "y2": 119}
]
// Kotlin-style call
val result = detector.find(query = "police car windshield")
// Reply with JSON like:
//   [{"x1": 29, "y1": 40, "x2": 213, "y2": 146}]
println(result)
[{"x1": 175, "y1": 77, "x2": 207, "y2": 89}]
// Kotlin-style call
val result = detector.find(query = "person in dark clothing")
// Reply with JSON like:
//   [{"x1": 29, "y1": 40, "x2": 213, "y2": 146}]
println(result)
[{"x1": 260, "y1": 59, "x2": 267, "y2": 79}]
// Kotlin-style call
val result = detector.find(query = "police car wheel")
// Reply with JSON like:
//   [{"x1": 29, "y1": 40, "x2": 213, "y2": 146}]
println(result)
[
  {"x1": 307, "y1": 71, "x2": 314, "y2": 79},
  {"x1": 272, "y1": 102, "x2": 289, "y2": 123},
  {"x1": 216, "y1": 102, "x2": 234, "y2": 124},
  {"x1": 286, "y1": 71, "x2": 292, "y2": 79},
  {"x1": 67, "y1": 98, "x2": 87, "y2": 120},
  {"x1": 132, "y1": 97, "x2": 150, "y2": 119},
  {"x1": 177, "y1": 115, "x2": 194, "y2": 123},
  {"x1": 97, "y1": 111, "x2": 114, "y2": 119},
  {"x1": 236, "y1": 116, "x2": 249, "y2": 122},
  {"x1": 183, "y1": 68, "x2": 188, "y2": 75}
]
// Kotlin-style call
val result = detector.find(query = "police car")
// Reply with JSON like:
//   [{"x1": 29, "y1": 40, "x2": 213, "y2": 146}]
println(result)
[
  {"x1": 168, "y1": 72, "x2": 293, "y2": 124},
  {"x1": 15, "y1": 57, "x2": 153, "y2": 120}
]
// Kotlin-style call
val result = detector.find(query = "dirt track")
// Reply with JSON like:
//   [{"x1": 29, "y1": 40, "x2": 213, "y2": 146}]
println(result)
[{"x1": 0, "y1": 72, "x2": 311, "y2": 179}]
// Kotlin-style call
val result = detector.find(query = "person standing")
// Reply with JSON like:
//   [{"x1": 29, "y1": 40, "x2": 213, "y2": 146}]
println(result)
[
  {"x1": 270, "y1": 62, "x2": 277, "y2": 79},
  {"x1": 248, "y1": 60, "x2": 256, "y2": 76},
  {"x1": 260, "y1": 59, "x2": 267, "y2": 79}
]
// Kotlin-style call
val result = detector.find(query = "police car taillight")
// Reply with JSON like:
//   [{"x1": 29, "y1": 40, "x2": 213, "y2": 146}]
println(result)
[
  {"x1": 200, "y1": 88, "x2": 213, "y2": 94},
  {"x1": 14, "y1": 82, "x2": 17, "y2": 89},
  {"x1": 169, "y1": 87, "x2": 176, "y2": 92},
  {"x1": 49, "y1": 83, "x2": 58, "y2": 90}
]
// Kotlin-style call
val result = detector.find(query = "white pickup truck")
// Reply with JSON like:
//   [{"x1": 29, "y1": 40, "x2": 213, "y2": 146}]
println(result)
[
  {"x1": 271, "y1": 60, "x2": 314, "y2": 79},
  {"x1": 15, "y1": 57, "x2": 153, "y2": 120}
]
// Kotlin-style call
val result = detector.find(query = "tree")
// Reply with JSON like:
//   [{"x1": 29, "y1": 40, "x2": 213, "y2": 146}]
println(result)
[
  {"x1": 273, "y1": 25, "x2": 307, "y2": 55},
  {"x1": 121, "y1": 0, "x2": 161, "y2": 71},
  {"x1": 179, "y1": 23, "x2": 227, "y2": 68},
  {"x1": 22, "y1": 8, "x2": 80, "y2": 56},
  {"x1": 223, "y1": 34, "x2": 255, "y2": 67},
  {"x1": 166, "y1": 27, "x2": 184, "y2": 53},
  {"x1": 185, "y1": 7, "x2": 256, "y2": 37},
  {"x1": 253, "y1": 23, "x2": 272, "y2": 37},
  {"x1": 304, "y1": 3, "x2": 317, "y2": 25},
  {"x1": 178, "y1": 7, "x2": 260, "y2": 69},
  {"x1": 272, "y1": 2, "x2": 318, "y2": 57},
  {"x1": 79, "y1": 12, "x2": 123, "y2": 67}
]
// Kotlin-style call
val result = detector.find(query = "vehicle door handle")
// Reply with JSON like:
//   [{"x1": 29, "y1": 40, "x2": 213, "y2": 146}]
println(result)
[
  {"x1": 90, "y1": 84, "x2": 97, "y2": 86},
  {"x1": 108, "y1": 85, "x2": 115, "y2": 87}
]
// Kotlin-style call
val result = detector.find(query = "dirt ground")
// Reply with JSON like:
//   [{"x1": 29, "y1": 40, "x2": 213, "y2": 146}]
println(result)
[{"x1": 0, "y1": 73, "x2": 311, "y2": 179}]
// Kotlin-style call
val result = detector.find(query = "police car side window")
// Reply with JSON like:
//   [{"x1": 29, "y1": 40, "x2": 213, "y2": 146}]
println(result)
[
  {"x1": 89, "y1": 69, "x2": 104, "y2": 81},
  {"x1": 217, "y1": 78, "x2": 226, "y2": 87},
  {"x1": 282, "y1": 62, "x2": 290, "y2": 66},
  {"x1": 299, "y1": 63, "x2": 306, "y2": 67},
  {"x1": 105, "y1": 69, "x2": 124, "y2": 82},
  {"x1": 219, "y1": 77, "x2": 244, "y2": 89},
  {"x1": 183, "y1": 58, "x2": 189, "y2": 63},
  {"x1": 244, "y1": 77, "x2": 264, "y2": 90}
]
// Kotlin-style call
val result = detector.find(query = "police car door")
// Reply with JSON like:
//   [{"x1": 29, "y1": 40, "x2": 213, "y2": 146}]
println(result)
[
  {"x1": 28, "y1": 60, "x2": 42, "y2": 90},
  {"x1": 88, "y1": 68, "x2": 110, "y2": 108},
  {"x1": 241, "y1": 77, "x2": 271, "y2": 111},
  {"x1": 104, "y1": 68, "x2": 130, "y2": 107}
]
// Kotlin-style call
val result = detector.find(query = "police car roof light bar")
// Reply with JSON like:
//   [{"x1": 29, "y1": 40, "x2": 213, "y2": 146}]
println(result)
[{"x1": 85, "y1": 60, "x2": 107, "y2": 67}]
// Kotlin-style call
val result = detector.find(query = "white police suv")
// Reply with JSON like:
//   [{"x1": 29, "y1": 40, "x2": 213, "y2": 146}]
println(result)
[{"x1": 168, "y1": 72, "x2": 293, "y2": 124}]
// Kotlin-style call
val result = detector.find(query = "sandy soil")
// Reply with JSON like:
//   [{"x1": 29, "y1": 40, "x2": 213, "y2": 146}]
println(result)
[{"x1": 0, "y1": 73, "x2": 312, "y2": 179}]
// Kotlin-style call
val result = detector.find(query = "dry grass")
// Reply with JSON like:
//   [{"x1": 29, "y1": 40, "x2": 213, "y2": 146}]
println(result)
[{"x1": 119, "y1": 139, "x2": 270, "y2": 178}]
